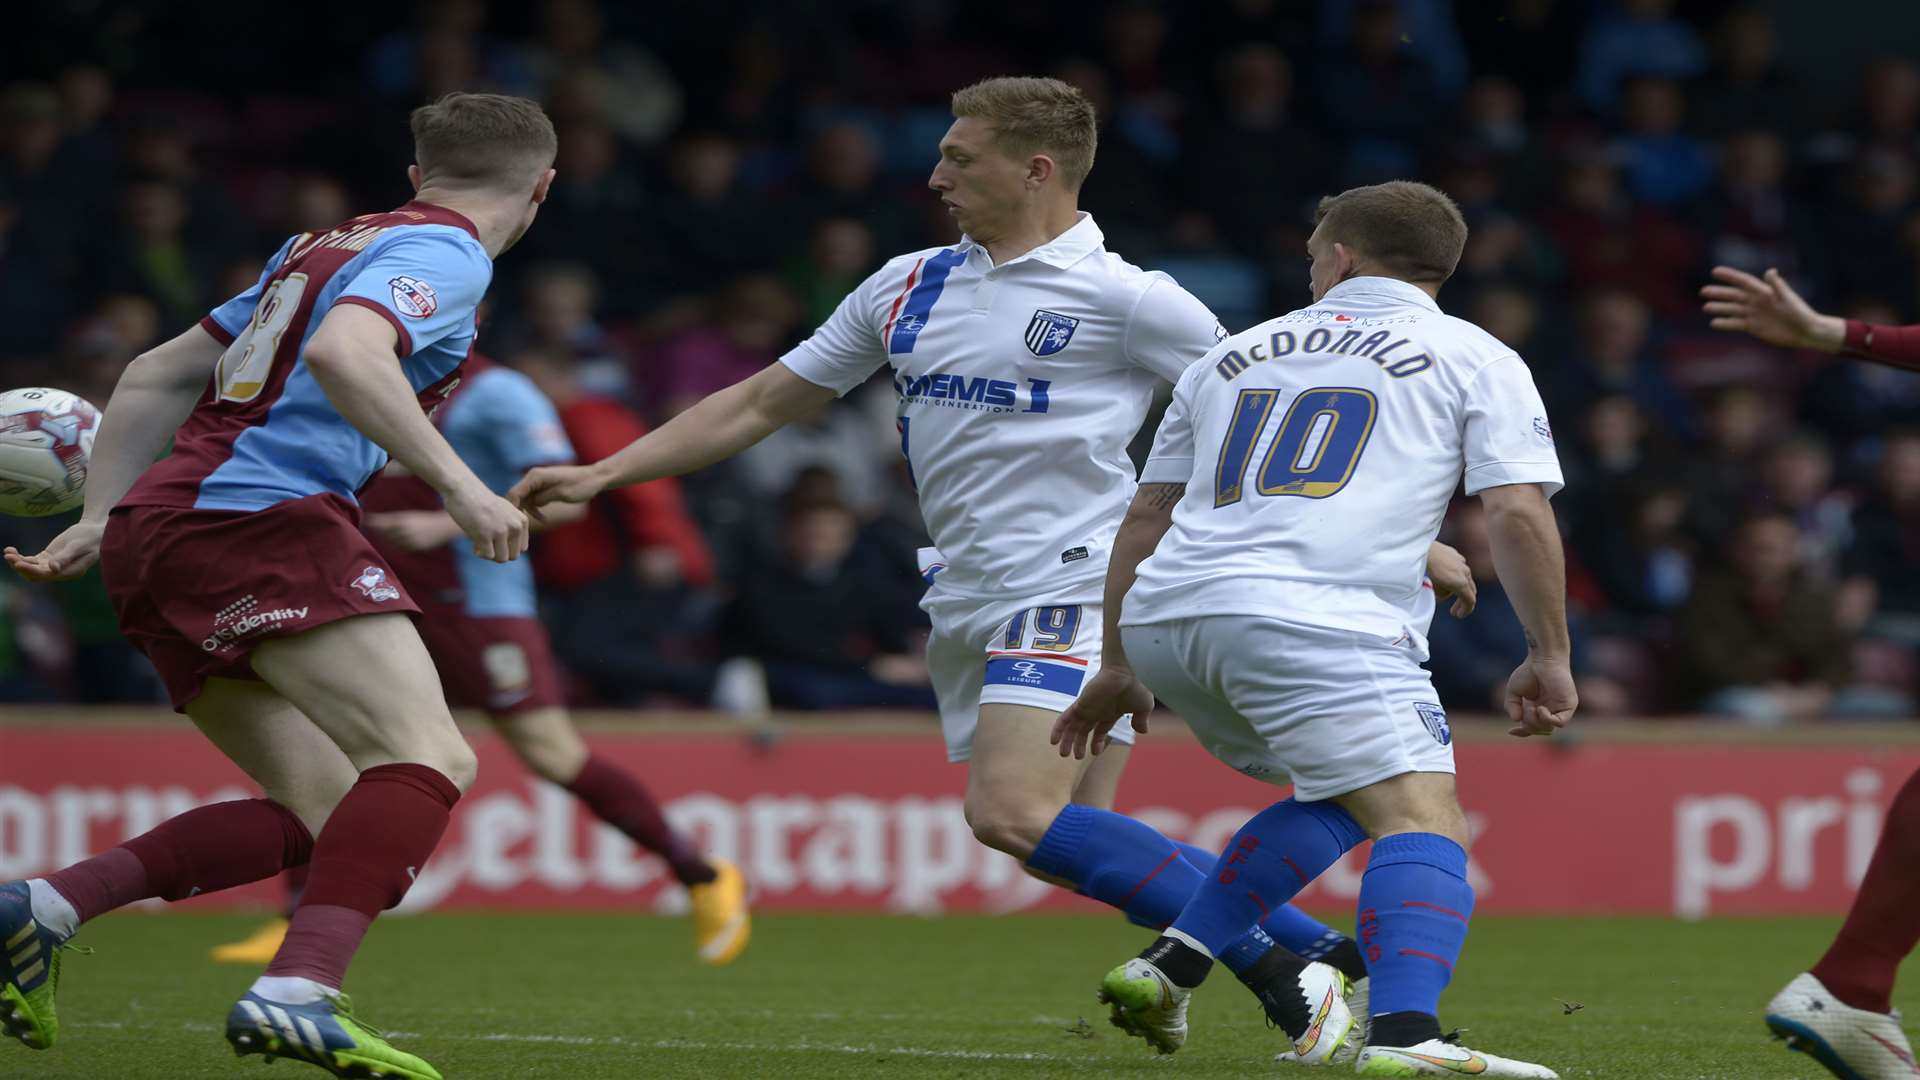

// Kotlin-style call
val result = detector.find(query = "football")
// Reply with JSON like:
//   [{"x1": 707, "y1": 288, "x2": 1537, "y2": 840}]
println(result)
[{"x1": 0, "y1": 387, "x2": 101, "y2": 517}]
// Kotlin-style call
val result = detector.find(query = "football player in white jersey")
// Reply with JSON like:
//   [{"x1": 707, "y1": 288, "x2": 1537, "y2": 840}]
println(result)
[
  {"x1": 1056, "y1": 181, "x2": 1575, "y2": 1077},
  {"x1": 512, "y1": 81, "x2": 1468, "y2": 1057}
]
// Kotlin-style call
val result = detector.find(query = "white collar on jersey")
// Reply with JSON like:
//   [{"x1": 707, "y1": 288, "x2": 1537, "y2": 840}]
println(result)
[
  {"x1": 1320, "y1": 275, "x2": 1442, "y2": 312},
  {"x1": 959, "y1": 211, "x2": 1105, "y2": 271}
]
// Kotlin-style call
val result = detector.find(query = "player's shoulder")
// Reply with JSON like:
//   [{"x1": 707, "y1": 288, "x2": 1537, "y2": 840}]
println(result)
[{"x1": 1424, "y1": 311, "x2": 1526, "y2": 376}]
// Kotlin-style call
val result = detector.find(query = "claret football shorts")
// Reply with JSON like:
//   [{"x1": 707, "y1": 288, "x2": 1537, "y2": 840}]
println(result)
[{"x1": 102, "y1": 493, "x2": 420, "y2": 711}]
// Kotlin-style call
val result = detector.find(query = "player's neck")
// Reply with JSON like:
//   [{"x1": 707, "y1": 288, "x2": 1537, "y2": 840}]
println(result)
[
  {"x1": 979, "y1": 202, "x2": 1081, "y2": 267},
  {"x1": 409, "y1": 189, "x2": 518, "y2": 258}
]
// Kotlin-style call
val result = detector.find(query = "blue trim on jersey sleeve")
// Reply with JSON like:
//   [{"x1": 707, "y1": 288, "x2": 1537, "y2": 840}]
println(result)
[
  {"x1": 332, "y1": 227, "x2": 491, "y2": 357},
  {"x1": 204, "y1": 235, "x2": 297, "y2": 339},
  {"x1": 193, "y1": 234, "x2": 480, "y2": 513},
  {"x1": 887, "y1": 248, "x2": 965, "y2": 355}
]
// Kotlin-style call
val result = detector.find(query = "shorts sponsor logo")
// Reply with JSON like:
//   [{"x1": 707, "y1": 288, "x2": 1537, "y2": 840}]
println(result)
[
  {"x1": 1059, "y1": 546, "x2": 1089, "y2": 565},
  {"x1": 1415, "y1": 702, "x2": 1451, "y2": 746},
  {"x1": 351, "y1": 566, "x2": 402, "y2": 602},
  {"x1": 389, "y1": 276, "x2": 438, "y2": 318},
  {"x1": 201, "y1": 605, "x2": 311, "y2": 652},
  {"x1": 984, "y1": 656, "x2": 1085, "y2": 696}
]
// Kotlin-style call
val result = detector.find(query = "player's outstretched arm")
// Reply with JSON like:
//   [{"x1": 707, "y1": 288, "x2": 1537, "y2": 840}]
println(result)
[
  {"x1": 304, "y1": 304, "x2": 527, "y2": 562},
  {"x1": 509, "y1": 363, "x2": 835, "y2": 510},
  {"x1": 5, "y1": 324, "x2": 223, "y2": 582},
  {"x1": 1477, "y1": 482, "x2": 1577, "y2": 738},
  {"x1": 1700, "y1": 267, "x2": 1845, "y2": 352},
  {"x1": 1051, "y1": 482, "x2": 1182, "y2": 759}
]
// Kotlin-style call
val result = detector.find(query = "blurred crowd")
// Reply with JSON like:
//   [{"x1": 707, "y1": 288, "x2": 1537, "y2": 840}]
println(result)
[{"x1": 2, "y1": 0, "x2": 1919, "y2": 723}]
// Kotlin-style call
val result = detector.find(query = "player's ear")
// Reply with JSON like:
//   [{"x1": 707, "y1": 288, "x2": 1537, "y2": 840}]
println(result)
[
  {"x1": 532, "y1": 167, "x2": 557, "y2": 205},
  {"x1": 1027, "y1": 154, "x2": 1055, "y2": 190},
  {"x1": 1333, "y1": 242, "x2": 1361, "y2": 283},
  {"x1": 407, "y1": 164, "x2": 425, "y2": 193}
]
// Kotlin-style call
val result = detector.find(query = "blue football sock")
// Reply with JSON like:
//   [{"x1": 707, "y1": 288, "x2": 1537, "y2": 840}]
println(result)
[
  {"x1": 1260, "y1": 902, "x2": 1352, "y2": 961},
  {"x1": 1027, "y1": 804, "x2": 1205, "y2": 927},
  {"x1": 1169, "y1": 798, "x2": 1366, "y2": 955},
  {"x1": 1173, "y1": 841, "x2": 1220, "y2": 874},
  {"x1": 1357, "y1": 833, "x2": 1475, "y2": 1019}
]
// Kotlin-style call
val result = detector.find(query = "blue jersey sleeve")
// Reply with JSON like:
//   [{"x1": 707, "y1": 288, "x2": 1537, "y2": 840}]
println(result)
[
  {"x1": 446, "y1": 369, "x2": 576, "y2": 473},
  {"x1": 331, "y1": 228, "x2": 492, "y2": 357},
  {"x1": 202, "y1": 236, "x2": 296, "y2": 342}
]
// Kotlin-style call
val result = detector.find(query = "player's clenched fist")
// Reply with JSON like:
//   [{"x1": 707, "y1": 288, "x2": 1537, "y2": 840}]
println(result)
[
  {"x1": 1504, "y1": 656, "x2": 1577, "y2": 738},
  {"x1": 3, "y1": 520, "x2": 105, "y2": 582},
  {"x1": 509, "y1": 462, "x2": 608, "y2": 512},
  {"x1": 444, "y1": 485, "x2": 531, "y2": 563},
  {"x1": 1052, "y1": 668, "x2": 1155, "y2": 759}
]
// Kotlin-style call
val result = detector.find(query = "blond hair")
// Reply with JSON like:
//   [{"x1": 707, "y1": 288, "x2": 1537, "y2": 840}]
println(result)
[
  {"x1": 410, "y1": 92, "x2": 557, "y2": 191},
  {"x1": 950, "y1": 77, "x2": 1097, "y2": 190},
  {"x1": 1314, "y1": 181, "x2": 1469, "y2": 285}
]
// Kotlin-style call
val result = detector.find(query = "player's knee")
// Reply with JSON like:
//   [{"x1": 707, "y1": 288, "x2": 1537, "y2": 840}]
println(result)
[
  {"x1": 499, "y1": 710, "x2": 587, "y2": 784},
  {"x1": 963, "y1": 798, "x2": 1055, "y2": 860}
]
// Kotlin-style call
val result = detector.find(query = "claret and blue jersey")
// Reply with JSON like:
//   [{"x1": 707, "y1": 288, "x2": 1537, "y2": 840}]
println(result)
[
  {"x1": 119, "y1": 202, "x2": 492, "y2": 514},
  {"x1": 360, "y1": 358, "x2": 574, "y2": 620}
]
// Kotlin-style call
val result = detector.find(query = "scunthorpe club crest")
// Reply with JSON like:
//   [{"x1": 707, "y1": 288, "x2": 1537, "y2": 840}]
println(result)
[{"x1": 1024, "y1": 310, "x2": 1080, "y2": 356}]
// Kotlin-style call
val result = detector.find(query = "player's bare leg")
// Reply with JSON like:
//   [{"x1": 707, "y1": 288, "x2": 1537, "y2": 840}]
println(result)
[
  {"x1": 963, "y1": 704, "x2": 1100, "y2": 879},
  {"x1": 3, "y1": 677, "x2": 349, "y2": 1053},
  {"x1": 492, "y1": 707, "x2": 749, "y2": 965},
  {"x1": 1066, "y1": 739, "x2": 1131, "y2": 810},
  {"x1": 195, "y1": 681, "x2": 357, "y2": 966},
  {"x1": 218, "y1": 612, "x2": 476, "y2": 1080}
]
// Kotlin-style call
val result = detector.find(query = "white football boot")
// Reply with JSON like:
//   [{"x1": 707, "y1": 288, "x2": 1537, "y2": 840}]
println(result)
[
  {"x1": 1355, "y1": 1036, "x2": 1559, "y2": 1077},
  {"x1": 1277, "y1": 974, "x2": 1368, "y2": 1066},
  {"x1": 1765, "y1": 972, "x2": 1920, "y2": 1080},
  {"x1": 1098, "y1": 957, "x2": 1190, "y2": 1054}
]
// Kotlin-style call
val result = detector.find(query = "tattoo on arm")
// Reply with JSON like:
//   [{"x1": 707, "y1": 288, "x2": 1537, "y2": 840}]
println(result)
[
  {"x1": 1140, "y1": 483, "x2": 1185, "y2": 512},
  {"x1": 1524, "y1": 629, "x2": 1540, "y2": 651}
]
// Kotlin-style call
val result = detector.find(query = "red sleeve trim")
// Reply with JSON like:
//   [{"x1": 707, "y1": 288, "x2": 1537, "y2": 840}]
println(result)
[
  {"x1": 198, "y1": 314, "x2": 237, "y2": 346},
  {"x1": 1844, "y1": 319, "x2": 1920, "y2": 370},
  {"x1": 1845, "y1": 318, "x2": 1871, "y2": 353},
  {"x1": 333, "y1": 295, "x2": 415, "y2": 356}
]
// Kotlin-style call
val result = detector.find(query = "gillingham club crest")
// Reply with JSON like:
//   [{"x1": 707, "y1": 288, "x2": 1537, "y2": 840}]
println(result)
[{"x1": 1024, "y1": 310, "x2": 1079, "y2": 356}]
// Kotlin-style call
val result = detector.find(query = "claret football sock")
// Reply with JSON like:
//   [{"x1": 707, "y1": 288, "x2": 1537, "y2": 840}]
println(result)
[
  {"x1": 566, "y1": 754, "x2": 716, "y2": 886},
  {"x1": 40, "y1": 798, "x2": 314, "y2": 928},
  {"x1": 1028, "y1": 804, "x2": 1207, "y2": 926},
  {"x1": 1357, "y1": 832, "x2": 1474, "y2": 1037},
  {"x1": 1811, "y1": 766, "x2": 1920, "y2": 1013},
  {"x1": 1167, "y1": 798, "x2": 1366, "y2": 953},
  {"x1": 266, "y1": 763, "x2": 460, "y2": 989}
]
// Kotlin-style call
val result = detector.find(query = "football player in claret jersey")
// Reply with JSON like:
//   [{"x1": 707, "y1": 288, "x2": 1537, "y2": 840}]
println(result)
[
  {"x1": 207, "y1": 353, "x2": 749, "y2": 972},
  {"x1": 0, "y1": 93, "x2": 554, "y2": 1080},
  {"x1": 511, "y1": 77, "x2": 1472, "y2": 1056},
  {"x1": 1701, "y1": 265, "x2": 1920, "y2": 1080},
  {"x1": 1056, "y1": 182, "x2": 1574, "y2": 1077}
]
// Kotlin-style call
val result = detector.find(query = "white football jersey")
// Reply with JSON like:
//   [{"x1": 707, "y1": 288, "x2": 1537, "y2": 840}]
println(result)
[
  {"x1": 1124, "y1": 276, "x2": 1564, "y2": 650},
  {"x1": 780, "y1": 213, "x2": 1224, "y2": 600}
]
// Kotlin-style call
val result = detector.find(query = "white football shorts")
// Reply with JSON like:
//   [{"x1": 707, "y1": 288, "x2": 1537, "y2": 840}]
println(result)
[
  {"x1": 1120, "y1": 614, "x2": 1455, "y2": 801},
  {"x1": 919, "y1": 549, "x2": 1134, "y2": 762}
]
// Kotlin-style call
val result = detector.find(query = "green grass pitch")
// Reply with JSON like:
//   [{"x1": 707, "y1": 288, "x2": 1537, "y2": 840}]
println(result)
[{"x1": 16, "y1": 911, "x2": 1918, "y2": 1079}]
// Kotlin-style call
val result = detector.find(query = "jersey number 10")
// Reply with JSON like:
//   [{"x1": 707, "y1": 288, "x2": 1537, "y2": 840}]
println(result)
[{"x1": 1213, "y1": 386, "x2": 1378, "y2": 507}]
